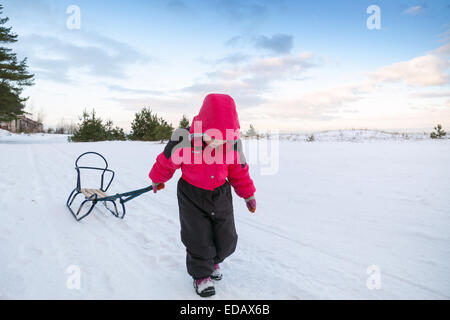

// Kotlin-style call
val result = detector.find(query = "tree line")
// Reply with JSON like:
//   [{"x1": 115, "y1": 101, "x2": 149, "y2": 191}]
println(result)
[{"x1": 70, "y1": 108, "x2": 190, "y2": 142}]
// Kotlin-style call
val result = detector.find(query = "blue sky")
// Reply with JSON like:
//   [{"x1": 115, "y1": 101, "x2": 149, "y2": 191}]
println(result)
[{"x1": 2, "y1": 0, "x2": 450, "y2": 132}]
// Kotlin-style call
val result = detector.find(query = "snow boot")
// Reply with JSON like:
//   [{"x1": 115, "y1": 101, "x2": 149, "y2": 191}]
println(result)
[
  {"x1": 211, "y1": 264, "x2": 222, "y2": 281},
  {"x1": 194, "y1": 277, "x2": 215, "y2": 297}
]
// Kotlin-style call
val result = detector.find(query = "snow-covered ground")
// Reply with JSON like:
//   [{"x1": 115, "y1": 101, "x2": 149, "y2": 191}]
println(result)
[
  {"x1": 275, "y1": 129, "x2": 431, "y2": 142},
  {"x1": 1, "y1": 129, "x2": 449, "y2": 299},
  {"x1": 0, "y1": 129, "x2": 70, "y2": 144}
]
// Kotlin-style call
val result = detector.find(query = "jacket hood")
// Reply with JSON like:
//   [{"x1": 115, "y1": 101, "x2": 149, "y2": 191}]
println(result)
[{"x1": 189, "y1": 93, "x2": 240, "y2": 140}]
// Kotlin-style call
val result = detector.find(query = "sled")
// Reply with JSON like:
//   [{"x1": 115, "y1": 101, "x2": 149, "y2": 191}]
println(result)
[{"x1": 66, "y1": 152, "x2": 164, "y2": 221}]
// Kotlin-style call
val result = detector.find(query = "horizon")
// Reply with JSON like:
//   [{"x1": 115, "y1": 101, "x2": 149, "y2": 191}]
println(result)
[{"x1": 2, "y1": 0, "x2": 449, "y2": 132}]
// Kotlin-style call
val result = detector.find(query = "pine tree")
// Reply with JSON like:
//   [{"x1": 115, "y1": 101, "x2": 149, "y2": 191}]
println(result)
[
  {"x1": 70, "y1": 109, "x2": 106, "y2": 142},
  {"x1": 105, "y1": 120, "x2": 126, "y2": 141},
  {"x1": 129, "y1": 108, "x2": 159, "y2": 140},
  {"x1": 129, "y1": 107, "x2": 173, "y2": 141},
  {"x1": 0, "y1": 5, "x2": 34, "y2": 121},
  {"x1": 179, "y1": 114, "x2": 190, "y2": 129},
  {"x1": 430, "y1": 124, "x2": 446, "y2": 139},
  {"x1": 245, "y1": 124, "x2": 259, "y2": 138},
  {"x1": 70, "y1": 110, "x2": 126, "y2": 142},
  {"x1": 154, "y1": 117, "x2": 174, "y2": 143}
]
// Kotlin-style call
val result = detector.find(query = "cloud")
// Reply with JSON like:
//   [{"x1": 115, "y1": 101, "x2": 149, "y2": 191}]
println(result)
[
  {"x1": 110, "y1": 95, "x2": 191, "y2": 111},
  {"x1": 182, "y1": 52, "x2": 317, "y2": 107},
  {"x1": 108, "y1": 94, "x2": 206, "y2": 127},
  {"x1": 225, "y1": 35, "x2": 244, "y2": 47},
  {"x1": 436, "y1": 28, "x2": 450, "y2": 43},
  {"x1": 245, "y1": 53, "x2": 315, "y2": 78},
  {"x1": 403, "y1": 5, "x2": 426, "y2": 16},
  {"x1": 212, "y1": 0, "x2": 268, "y2": 22},
  {"x1": 104, "y1": 94, "x2": 199, "y2": 132},
  {"x1": 272, "y1": 42, "x2": 450, "y2": 121},
  {"x1": 186, "y1": 41, "x2": 449, "y2": 122},
  {"x1": 106, "y1": 84, "x2": 162, "y2": 95},
  {"x1": 215, "y1": 52, "x2": 252, "y2": 65},
  {"x1": 225, "y1": 33, "x2": 294, "y2": 54},
  {"x1": 253, "y1": 34, "x2": 293, "y2": 54},
  {"x1": 434, "y1": 41, "x2": 450, "y2": 56},
  {"x1": 16, "y1": 33, "x2": 152, "y2": 83},
  {"x1": 411, "y1": 90, "x2": 450, "y2": 98},
  {"x1": 199, "y1": 52, "x2": 252, "y2": 65},
  {"x1": 276, "y1": 42, "x2": 450, "y2": 120},
  {"x1": 255, "y1": 83, "x2": 372, "y2": 121},
  {"x1": 368, "y1": 45, "x2": 450, "y2": 87},
  {"x1": 28, "y1": 57, "x2": 73, "y2": 83},
  {"x1": 180, "y1": 81, "x2": 267, "y2": 107},
  {"x1": 1, "y1": 0, "x2": 55, "y2": 25},
  {"x1": 297, "y1": 85, "x2": 362, "y2": 108}
]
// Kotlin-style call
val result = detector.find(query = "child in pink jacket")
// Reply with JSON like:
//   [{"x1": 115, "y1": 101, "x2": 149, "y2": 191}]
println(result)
[{"x1": 149, "y1": 93, "x2": 256, "y2": 297}]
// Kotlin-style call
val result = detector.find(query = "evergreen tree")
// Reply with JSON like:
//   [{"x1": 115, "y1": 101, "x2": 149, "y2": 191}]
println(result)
[
  {"x1": 179, "y1": 114, "x2": 190, "y2": 129},
  {"x1": 430, "y1": 124, "x2": 446, "y2": 139},
  {"x1": 70, "y1": 109, "x2": 106, "y2": 142},
  {"x1": 246, "y1": 124, "x2": 258, "y2": 137},
  {"x1": 70, "y1": 110, "x2": 127, "y2": 142},
  {"x1": 306, "y1": 134, "x2": 315, "y2": 142},
  {"x1": 154, "y1": 118, "x2": 174, "y2": 143},
  {"x1": 129, "y1": 107, "x2": 173, "y2": 141},
  {"x1": 105, "y1": 120, "x2": 126, "y2": 141},
  {"x1": 129, "y1": 108, "x2": 159, "y2": 140},
  {"x1": 0, "y1": 5, "x2": 34, "y2": 121}
]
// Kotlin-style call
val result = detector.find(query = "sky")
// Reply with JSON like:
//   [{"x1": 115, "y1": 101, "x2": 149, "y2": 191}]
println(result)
[{"x1": 2, "y1": 0, "x2": 449, "y2": 132}]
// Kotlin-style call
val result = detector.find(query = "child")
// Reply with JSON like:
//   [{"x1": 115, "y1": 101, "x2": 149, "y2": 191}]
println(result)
[{"x1": 149, "y1": 93, "x2": 256, "y2": 297}]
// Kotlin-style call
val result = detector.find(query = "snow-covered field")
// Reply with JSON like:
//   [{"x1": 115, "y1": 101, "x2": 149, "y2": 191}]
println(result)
[
  {"x1": 1, "y1": 129, "x2": 449, "y2": 299},
  {"x1": 276, "y1": 129, "x2": 431, "y2": 142}
]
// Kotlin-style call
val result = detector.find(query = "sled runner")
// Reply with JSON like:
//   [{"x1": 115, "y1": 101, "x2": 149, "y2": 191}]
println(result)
[{"x1": 66, "y1": 152, "x2": 164, "y2": 221}]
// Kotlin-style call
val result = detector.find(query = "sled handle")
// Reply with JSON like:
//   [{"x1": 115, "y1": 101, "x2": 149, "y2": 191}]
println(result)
[
  {"x1": 74, "y1": 152, "x2": 114, "y2": 192},
  {"x1": 75, "y1": 152, "x2": 109, "y2": 169}
]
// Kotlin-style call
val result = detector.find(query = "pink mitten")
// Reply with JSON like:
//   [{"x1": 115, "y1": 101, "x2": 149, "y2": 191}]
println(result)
[
  {"x1": 245, "y1": 196, "x2": 256, "y2": 213},
  {"x1": 152, "y1": 182, "x2": 165, "y2": 193}
]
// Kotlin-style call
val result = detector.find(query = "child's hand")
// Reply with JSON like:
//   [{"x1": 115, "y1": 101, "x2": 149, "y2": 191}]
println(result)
[
  {"x1": 245, "y1": 196, "x2": 256, "y2": 213},
  {"x1": 152, "y1": 182, "x2": 165, "y2": 193}
]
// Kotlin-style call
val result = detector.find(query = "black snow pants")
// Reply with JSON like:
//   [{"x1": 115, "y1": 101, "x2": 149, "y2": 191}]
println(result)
[{"x1": 177, "y1": 177, "x2": 238, "y2": 280}]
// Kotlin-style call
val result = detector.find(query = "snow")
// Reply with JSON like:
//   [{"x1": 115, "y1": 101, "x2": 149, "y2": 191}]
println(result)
[
  {"x1": 242, "y1": 128, "x2": 442, "y2": 143},
  {"x1": 276, "y1": 129, "x2": 431, "y2": 142},
  {"x1": 0, "y1": 129, "x2": 70, "y2": 144},
  {"x1": 0, "y1": 130, "x2": 449, "y2": 299}
]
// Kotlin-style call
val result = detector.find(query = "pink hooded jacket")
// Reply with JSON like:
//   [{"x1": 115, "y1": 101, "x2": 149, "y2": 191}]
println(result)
[{"x1": 149, "y1": 94, "x2": 256, "y2": 199}]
